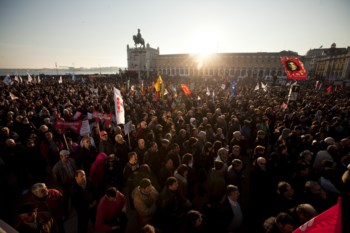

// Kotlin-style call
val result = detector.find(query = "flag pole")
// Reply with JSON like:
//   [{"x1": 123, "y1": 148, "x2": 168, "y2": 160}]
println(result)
[{"x1": 62, "y1": 134, "x2": 70, "y2": 151}]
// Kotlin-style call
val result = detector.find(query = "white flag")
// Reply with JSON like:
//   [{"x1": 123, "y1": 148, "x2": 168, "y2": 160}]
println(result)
[
  {"x1": 19, "y1": 76, "x2": 23, "y2": 83},
  {"x1": 113, "y1": 87, "x2": 125, "y2": 125},
  {"x1": 27, "y1": 74, "x2": 33, "y2": 83},
  {"x1": 37, "y1": 75, "x2": 41, "y2": 83},
  {"x1": 164, "y1": 88, "x2": 168, "y2": 95},
  {"x1": 3, "y1": 75, "x2": 12, "y2": 85},
  {"x1": 14, "y1": 76, "x2": 19, "y2": 82},
  {"x1": 254, "y1": 83, "x2": 259, "y2": 91},
  {"x1": 9, "y1": 92, "x2": 18, "y2": 100},
  {"x1": 206, "y1": 87, "x2": 210, "y2": 96},
  {"x1": 261, "y1": 82, "x2": 267, "y2": 92},
  {"x1": 59, "y1": 76, "x2": 63, "y2": 84}
]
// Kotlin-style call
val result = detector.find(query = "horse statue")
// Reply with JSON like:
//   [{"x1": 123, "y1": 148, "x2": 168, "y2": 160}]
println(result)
[{"x1": 133, "y1": 29, "x2": 145, "y2": 48}]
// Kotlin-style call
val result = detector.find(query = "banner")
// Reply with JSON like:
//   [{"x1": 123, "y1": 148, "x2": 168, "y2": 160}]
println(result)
[
  {"x1": 293, "y1": 197, "x2": 342, "y2": 233},
  {"x1": 55, "y1": 120, "x2": 82, "y2": 134},
  {"x1": 281, "y1": 57, "x2": 307, "y2": 80},
  {"x1": 113, "y1": 87, "x2": 125, "y2": 125},
  {"x1": 92, "y1": 111, "x2": 113, "y2": 127}
]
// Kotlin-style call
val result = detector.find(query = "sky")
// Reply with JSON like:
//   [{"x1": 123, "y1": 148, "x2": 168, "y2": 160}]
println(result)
[{"x1": 0, "y1": 0, "x2": 349, "y2": 69}]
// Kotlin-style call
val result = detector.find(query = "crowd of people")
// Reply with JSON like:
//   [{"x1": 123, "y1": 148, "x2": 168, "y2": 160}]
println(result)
[{"x1": 1, "y1": 73, "x2": 350, "y2": 233}]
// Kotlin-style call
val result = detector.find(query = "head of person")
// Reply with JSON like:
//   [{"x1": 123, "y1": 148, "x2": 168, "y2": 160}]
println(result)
[
  {"x1": 226, "y1": 184, "x2": 240, "y2": 201},
  {"x1": 99, "y1": 130, "x2": 108, "y2": 141},
  {"x1": 115, "y1": 134, "x2": 124, "y2": 144},
  {"x1": 161, "y1": 139, "x2": 170, "y2": 148},
  {"x1": 217, "y1": 147, "x2": 228, "y2": 162},
  {"x1": 166, "y1": 176, "x2": 178, "y2": 191},
  {"x1": 105, "y1": 187, "x2": 119, "y2": 201},
  {"x1": 277, "y1": 181, "x2": 294, "y2": 199},
  {"x1": 18, "y1": 203, "x2": 38, "y2": 224},
  {"x1": 128, "y1": 152, "x2": 138, "y2": 165},
  {"x1": 59, "y1": 150, "x2": 70, "y2": 162},
  {"x1": 138, "y1": 139, "x2": 145, "y2": 149},
  {"x1": 231, "y1": 159, "x2": 243, "y2": 172},
  {"x1": 31, "y1": 183, "x2": 49, "y2": 198},
  {"x1": 182, "y1": 153, "x2": 193, "y2": 167},
  {"x1": 305, "y1": 181, "x2": 327, "y2": 199},
  {"x1": 176, "y1": 164, "x2": 189, "y2": 177},
  {"x1": 139, "y1": 178, "x2": 153, "y2": 195},
  {"x1": 81, "y1": 136, "x2": 92, "y2": 149},
  {"x1": 186, "y1": 210, "x2": 203, "y2": 228},
  {"x1": 275, "y1": 212, "x2": 294, "y2": 233},
  {"x1": 286, "y1": 60, "x2": 299, "y2": 72},
  {"x1": 141, "y1": 224, "x2": 156, "y2": 233},
  {"x1": 198, "y1": 131, "x2": 206, "y2": 141},
  {"x1": 300, "y1": 150, "x2": 313, "y2": 163},
  {"x1": 149, "y1": 141, "x2": 158, "y2": 152},
  {"x1": 233, "y1": 131, "x2": 242, "y2": 140},
  {"x1": 295, "y1": 203, "x2": 318, "y2": 224},
  {"x1": 75, "y1": 170, "x2": 86, "y2": 186},
  {"x1": 256, "y1": 157, "x2": 267, "y2": 171},
  {"x1": 140, "y1": 121, "x2": 147, "y2": 129},
  {"x1": 231, "y1": 145, "x2": 241, "y2": 158}
]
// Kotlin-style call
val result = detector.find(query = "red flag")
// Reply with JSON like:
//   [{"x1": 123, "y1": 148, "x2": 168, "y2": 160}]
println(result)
[
  {"x1": 92, "y1": 111, "x2": 113, "y2": 127},
  {"x1": 293, "y1": 197, "x2": 342, "y2": 233},
  {"x1": 327, "y1": 85, "x2": 332, "y2": 94},
  {"x1": 281, "y1": 102, "x2": 288, "y2": 109},
  {"x1": 55, "y1": 120, "x2": 82, "y2": 134},
  {"x1": 281, "y1": 57, "x2": 308, "y2": 80},
  {"x1": 181, "y1": 84, "x2": 191, "y2": 95}
]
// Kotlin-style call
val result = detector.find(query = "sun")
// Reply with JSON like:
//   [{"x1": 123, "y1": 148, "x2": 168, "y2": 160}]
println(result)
[
  {"x1": 189, "y1": 30, "x2": 218, "y2": 57},
  {"x1": 188, "y1": 30, "x2": 219, "y2": 69}
]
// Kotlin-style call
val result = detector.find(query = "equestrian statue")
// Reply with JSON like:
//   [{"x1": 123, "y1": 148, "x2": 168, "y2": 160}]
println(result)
[{"x1": 133, "y1": 28, "x2": 145, "y2": 48}]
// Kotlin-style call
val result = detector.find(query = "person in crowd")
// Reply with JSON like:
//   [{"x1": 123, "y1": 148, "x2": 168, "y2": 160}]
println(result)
[
  {"x1": 95, "y1": 186, "x2": 127, "y2": 233},
  {"x1": 274, "y1": 181, "x2": 297, "y2": 215},
  {"x1": 123, "y1": 152, "x2": 139, "y2": 188},
  {"x1": 71, "y1": 170, "x2": 98, "y2": 233},
  {"x1": 216, "y1": 184, "x2": 243, "y2": 233},
  {"x1": 183, "y1": 209, "x2": 206, "y2": 233},
  {"x1": 29, "y1": 183, "x2": 65, "y2": 232},
  {"x1": 132, "y1": 178, "x2": 159, "y2": 229},
  {"x1": 77, "y1": 135, "x2": 98, "y2": 175},
  {"x1": 158, "y1": 176, "x2": 189, "y2": 233},
  {"x1": 99, "y1": 130, "x2": 114, "y2": 155},
  {"x1": 16, "y1": 202, "x2": 58, "y2": 233},
  {"x1": 263, "y1": 212, "x2": 294, "y2": 233},
  {"x1": 135, "y1": 138, "x2": 147, "y2": 165}
]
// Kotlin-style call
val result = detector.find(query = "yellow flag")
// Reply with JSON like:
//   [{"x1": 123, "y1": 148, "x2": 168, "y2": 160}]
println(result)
[{"x1": 154, "y1": 75, "x2": 163, "y2": 92}]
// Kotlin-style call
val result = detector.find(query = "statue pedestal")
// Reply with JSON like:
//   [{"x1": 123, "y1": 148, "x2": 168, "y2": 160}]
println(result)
[{"x1": 126, "y1": 44, "x2": 159, "y2": 79}]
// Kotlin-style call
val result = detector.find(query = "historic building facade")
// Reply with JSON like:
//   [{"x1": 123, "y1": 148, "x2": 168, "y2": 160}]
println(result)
[
  {"x1": 127, "y1": 42, "x2": 350, "y2": 81},
  {"x1": 304, "y1": 43, "x2": 350, "y2": 80}
]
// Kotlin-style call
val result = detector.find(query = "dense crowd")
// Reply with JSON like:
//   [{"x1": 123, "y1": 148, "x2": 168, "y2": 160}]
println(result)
[{"x1": 1, "y1": 73, "x2": 350, "y2": 233}]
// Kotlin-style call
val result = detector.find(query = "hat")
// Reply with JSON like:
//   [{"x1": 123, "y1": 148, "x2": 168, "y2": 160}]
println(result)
[
  {"x1": 139, "y1": 178, "x2": 151, "y2": 189},
  {"x1": 31, "y1": 183, "x2": 46, "y2": 194},
  {"x1": 161, "y1": 139, "x2": 170, "y2": 145},
  {"x1": 59, "y1": 150, "x2": 70, "y2": 157},
  {"x1": 18, "y1": 203, "x2": 37, "y2": 215},
  {"x1": 233, "y1": 131, "x2": 241, "y2": 137},
  {"x1": 300, "y1": 150, "x2": 313, "y2": 158},
  {"x1": 99, "y1": 130, "x2": 108, "y2": 137}
]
